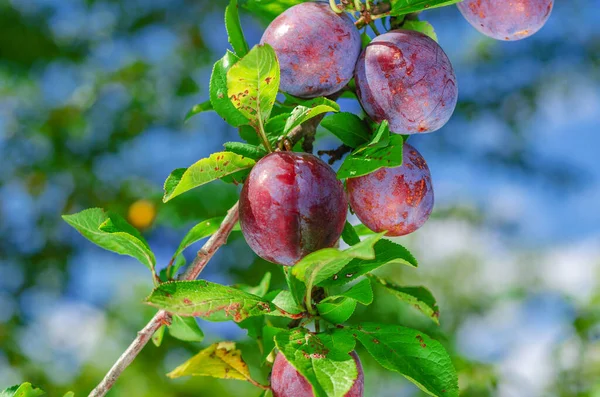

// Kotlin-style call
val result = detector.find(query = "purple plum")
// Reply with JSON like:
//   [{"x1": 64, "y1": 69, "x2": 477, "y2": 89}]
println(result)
[
  {"x1": 239, "y1": 152, "x2": 347, "y2": 266},
  {"x1": 260, "y1": 2, "x2": 361, "y2": 98},
  {"x1": 354, "y1": 29, "x2": 457, "y2": 135},
  {"x1": 457, "y1": 0, "x2": 554, "y2": 41},
  {"x1": 271, "y1": 351, "x2": 364, "y2": 397},
  {"x1": 347, "y1": 143, "x2": 433, "y2": 236}
]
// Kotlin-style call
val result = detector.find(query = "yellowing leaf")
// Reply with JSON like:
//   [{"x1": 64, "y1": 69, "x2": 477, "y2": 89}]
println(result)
[{"x1": 167, "y1": 342, "x2": 254, "y2": 383}]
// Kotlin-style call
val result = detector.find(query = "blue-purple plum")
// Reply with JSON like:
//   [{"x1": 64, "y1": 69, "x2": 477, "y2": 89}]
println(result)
[
  {"x1": 354, "y1": 29, "x2": 457, "y2": 135},
  {"x1": 457, "y1": 0, "x2": 554, "y2": 41},
  {"x1": 347, "y1": 144, "x2": 433, "y2": 236},
  {"x1": 271, "y1": 351, "x2": 364, "y2": 397},
  {"x1": 260, "y1": 2, "x2": 361, "y2": 98},
  {"x1": 239, "y1": 152, "x2": 347, "y2": 266}
]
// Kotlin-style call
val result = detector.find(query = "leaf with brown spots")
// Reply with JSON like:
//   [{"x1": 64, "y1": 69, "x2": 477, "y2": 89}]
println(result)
[
  {"x1": 368, "y1": 274, "x2": 440, "y2": 325},
  {"x1": 162, "y1": 151, "x2": 256, "y2": 202},
  {"x1": 226, "y1": 44, "x2": 280, "y2": 130},
  {"x1": 145, "y1": 280, "x2": 283, "y2": 322},
  {"x1": 167, "y1": 342, "x2": 259, "y2": 385},
  {"x1": 274, "y1": 328, "x2": 359, "y2": 397},
  {"x1": 350, "y1": 323, "x2": 458, "y2": 397}
]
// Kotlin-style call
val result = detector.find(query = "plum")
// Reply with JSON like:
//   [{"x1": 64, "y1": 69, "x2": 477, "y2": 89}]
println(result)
[
  {"x1": 239, "y1": 152, "x2": 347, "y2": 266},
  {"x1": 457, "y1": 0, "x2": 554, "y2": 41},
  {"x1": 347, "y1": 143, "x2": 433, "y2": 236},
  {"x1": 354, "y1": 29, "x2": 457, "y2": 135},
  {"x1": 260, "y1": 2, "x2": 361, "y2": 98},
  {"x1": 271, "y1": 351, "x2": 364, "y2": 397}
]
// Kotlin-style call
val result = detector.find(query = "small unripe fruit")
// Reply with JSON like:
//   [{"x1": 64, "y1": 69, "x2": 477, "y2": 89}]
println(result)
[
  {"x1": 271, "y1": 351, "x2": 364, "y2": 397},
  {"x1": 457, "y1": 0, "x2": 554, "y2": 41},
  {"x1": 354, "y1": 29, "x2": 457, "y2": 135},
  {"x1": 347, "y1": 144, "x2": 433, "y2": 236},
  {"x1": 260, "y1": 2, "x2": 361, "y2": 98},
  {"x1": 239, "y1": 152, "x2": 347, "y2": 266}
]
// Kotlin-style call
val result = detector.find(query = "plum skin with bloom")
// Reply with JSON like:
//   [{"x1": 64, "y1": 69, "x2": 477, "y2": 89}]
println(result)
[
  {"x1": 271, "y1": 351, "x2": 364, "y2": 397},
  {"x1": 457, "y1": 0, "x2": 554, "y2": 41},
  {"x1": 239, "y1": 152, "x2": 347, "y2": 266},
  {"x1": 347, "y1": 144, "x2": 433, "y2": 237},
  {"x1": 354, "y1": 29, "x2": 457, "y2": 135},
  {"x1": 260, "y1": 2, "x2": 361, "y2": 98}
]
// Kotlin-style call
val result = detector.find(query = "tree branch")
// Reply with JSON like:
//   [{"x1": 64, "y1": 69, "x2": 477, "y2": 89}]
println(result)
[
  {"x1": 318, "y1": 144, "x2": 352, "y2": 165},
  {"x1": 89, "y1": 202, "x2": 240, "y2": 397}
]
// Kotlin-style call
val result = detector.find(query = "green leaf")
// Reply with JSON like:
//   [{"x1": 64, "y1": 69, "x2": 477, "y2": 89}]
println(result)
[
  {"x1": 292, "y1": 233, "x2": 385, "y2": 303},
  {"x1": 283, "y1": 104, "x2": 338, "y2": 136},
  {"x1": 225, "y1": 0, "x2": 250, "y2": 56},
  {"x1": 62, "y1": 393, "x2": 74, "y2": 397},
  {"x1": 321, "y1": 113, "x2": 370, "y2": 148},
  {"x1": 240, "y1": 0, "x2": 308, "y2": 23},
  {"x1": 282, "y1": 95, "x2": 340, "y2": 111},
  {"x1": 239, "y1": 125, "x2": 260, "y2": 145},
  {"x1": 337, "y1": 134, "x2": 404, "y2": 179},
  {"x1": 353, "y1": 120, "x2": 390, "y2": 154},
  {"x1": 390, "y1": 0, "x2": 462, "y2": 16},
  {"x1": 210, "y1": 51, "x2": 249, "y2": 127},
  {"x1": 223, "y1": 141, "x2": 267, "y2": 160},
  {"x1": 321, "y1": 240, "x2": 418, "y2": 287},
  {"x1": 284, "y1": 267, "x2": 307, "y2": 309},
  {"x1": 167, "y1": 342, "x2": 263, "y2": 387},
  {"x1": 341, "y1": 222, "x2": 360, "y2": 246},
  {"x1": 368, "y1": 274, "x2": 440, "y2": 325},
  {"x1": 360, "y1": 31, "x2": 372, "y2": 48},
  {"x1": 169, "y1": 315, "x2": 205, "y2": 342},
  {"x1": 316, "y1": 296, "x2": 357, "y2": 324},
  {"x1": 145, "y1": 280, "x2": 281, "y2": 322},
  {"x1": 162, "y1": 151, "x2": 256, "y2": 202},
  {"x1": 340, "y1": 278, "x2": 373, "y2": 305},
  {"x1": 351, "y1": 323, "x2": 458, "y2": 397},
  {"x1": 0, "y1": 383, "x2": 45, "y2": 397},
  {"x1": 262, "y1": 325, "x2": 286, "y2": 362},
  {"x1": 234, "y1": 272, "x2": 272, "y2": 297},
  {"x1": 63, "y1": 209, "x2": 156, "y2": 272},
  {"x1": 403, "y1": 20, "x2": 438, "y2": 42},
  {"x1": 152, "y1": 325, "x2": 166, "y2": 347},
  {"x1": 173, "y1": 216, "x2": 241, "y2": 260},
  {"x1": 274, "y1": 329, "x2": 359, "y2": 397},
  {"x1": 318, "y1": 328, "x2": 357, "y2": 360},
  {"x1": 184, "y1": 100, "x2": 213, "y2": 122},
  {"x1": 270, "y1": 290, "x2": 303, "y2": 315},
  {"x1": 317, "y1": 279, "x2": 372, "y2": 324},
  {"x1": 227, "y1": 44, "x2": 279, "y2": 129}
]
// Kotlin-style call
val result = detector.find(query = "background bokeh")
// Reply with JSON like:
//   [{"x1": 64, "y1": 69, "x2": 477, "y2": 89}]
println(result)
[{"x1": 1, "y1": 0, "x2": 599, "y2": 396}]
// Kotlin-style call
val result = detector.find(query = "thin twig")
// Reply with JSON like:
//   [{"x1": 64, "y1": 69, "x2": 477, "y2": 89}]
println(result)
[
  {"x1": 89, "y1": 203, "x2": 240, "y2": 397},
  {"x1": 355, "y1": 2, "x2": 391, "y2": 29},
  {"x1": 318, "y1": 144, "x2": 352, "y2": 165}
]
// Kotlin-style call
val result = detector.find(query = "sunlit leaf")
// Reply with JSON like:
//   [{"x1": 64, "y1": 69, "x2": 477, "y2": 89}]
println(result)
[
  {"x1": 225, "y1": 0, "x2": 250, "y2": 56},
  {"x1": 162, "y1": 152, "x2": 256, "y2": 202},
  {"x1": 145, "y1": 280, "x2": 283, "y2": 322},
  {"x1": 62, "y1": 209, "x2": 155, "y2": 272},
  {"x1": 227, "y1": 44, "x2": 279, "y2": 129}
]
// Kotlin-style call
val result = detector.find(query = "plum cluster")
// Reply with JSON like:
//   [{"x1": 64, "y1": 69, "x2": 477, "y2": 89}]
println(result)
[{"x1": 239, "y1": 2, "x2": 553, "y2": 394}]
